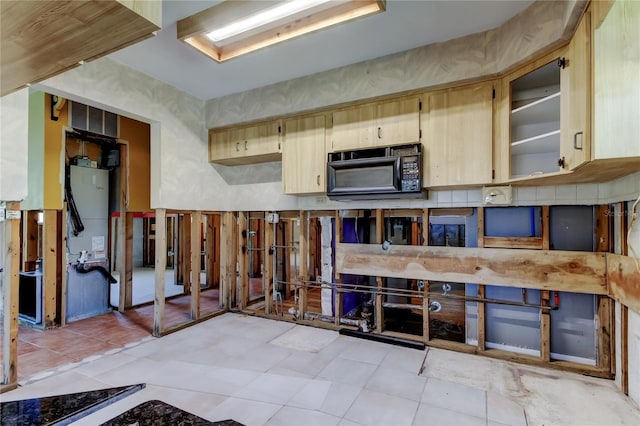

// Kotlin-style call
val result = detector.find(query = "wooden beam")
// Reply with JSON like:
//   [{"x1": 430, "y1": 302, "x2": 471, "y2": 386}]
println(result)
[
  {"x1": 220, "y1": 212, "x2": 237, "y2": 309},
  {"x1": 21, "y1": 211, "x2": 39, "y2": 271},
  {"x1": 205, "y1": 214, "x2": 217, "y2": 287},
  {"x1": 477, "y1": 284, "x2": 486, "y2": 351},
  {"x1": 621, "y1": 304, "x2": 629, "y2": 395},
  {"x1": 335, "y1": 243, "x2": 609, "y2": 295},
  {"x1": 542, "y1": 206, "x2": 550, "y2": 250},
  {"x1": 540, "y1": 290, "x2": 551, "y2": 361},
  {"x1": 2, "y1": 202, "x2": 20, "y2": 388},
  {"x1": 422, "y1": 208, "x2": 430, "y2": 343},
  {"x1": 334, "y1": 211, "x2": 343, "y2": 326},
  {"x1": 182, "y1": 213, "x2": 191, "y2": 295},
  {"x1": 477, "y1": 207, "x2": 484, "y2": 248},
  {"x1": 596, "y1": 205, "x2": 611, "y2": 253},
  {"x1": 42, "y1": 210, "x2": 57, "y2": 328},
  {"x1": 60, "y1": 203, "x2": 68, "y2": 326},
  {"x1": 596, "y1": 296, "x2": 612, "y2": 371},
  {"x1": 607, "y1": 253, "x2": 640, "y2": 312},
  {"x1": 483, "y1": 237, "x2": 544, "y2": 250},
  {"x1": 124, "y1": 212, "x2": 134, "y2": 308},
  {"x1": 190, "y1": 211, "x2": 202, "y2": 320},
  {"x1": 264, "y1": 213, "x2": 274, "y2": 315},
  {"x1": 299, "y1": 211, "x2": 308, "y2": 319},
  {"x1": 237, "y1": 211, "x2": 248, "y2": 309},
  {"x1": 375, "y1": 209, "x2": 384, "y2": 334},
  {"x1": 153, "y1": 209, "x2": 167, "y2": 337}
]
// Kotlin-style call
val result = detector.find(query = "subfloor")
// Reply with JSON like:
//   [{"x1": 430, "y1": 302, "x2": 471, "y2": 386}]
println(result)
[{"x1": 3, "y1": 313, "x2": 640, "y2": 425}]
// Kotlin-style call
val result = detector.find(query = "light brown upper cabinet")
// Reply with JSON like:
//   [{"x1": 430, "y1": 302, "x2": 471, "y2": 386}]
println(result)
[
  {"x1": 209, "y1": 120, "x2": 282, "y2": 166},
  {"x1": 422, "y1": 82, "x2": 494, "y2": 187},
  {"x1": 497, "y1": 11, "x2": 590, "y2": 181},
  {"x1": 330, "y1": 96, "x2": 421, "y2": 152},
  {"x1": 282, "y1": 114, "x2": 327, "y2": 195}
]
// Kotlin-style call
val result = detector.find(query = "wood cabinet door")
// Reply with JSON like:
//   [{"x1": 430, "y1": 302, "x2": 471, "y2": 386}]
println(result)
[
  {"x1": 376, "y1": 96, "x2": 421, "y2": 146},
  {"x1": 283, "y1": 115, "x2": 326, "y2": 194},
  {"x1": 423, "y1": 83, "x2": 494, "y2": 187},
  {"x1": 244, "y1": 121, "x2": 282, "y2": 158},
  {"x1": 209, "y1": 129, "x2": 235, "y2": 162},
  {"x1": 330, "y1": 103, "x2": 376, "y2": 152},
  {"x1": 561, "y1": 10, "x2": 591, "y2": 170}
]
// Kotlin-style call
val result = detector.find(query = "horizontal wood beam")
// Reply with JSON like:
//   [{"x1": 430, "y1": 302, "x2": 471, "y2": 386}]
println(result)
[
  {"x1": 483, "y1": 236, "x2": 544, "y2": 250},
  {"x1": 335, "y1": 243, "x2": 608, "y2": 295},
  {"x1": 607, "y1": 254, "x2": 640, "y2": 313}
]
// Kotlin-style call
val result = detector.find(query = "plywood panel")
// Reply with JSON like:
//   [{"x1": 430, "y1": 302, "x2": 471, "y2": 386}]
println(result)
[
  {"x1": 336, "y1": 243, "x2": 608, "y2": 295},
  {"x1": 1, "y1": 1, "x2": 160, "y2": 95}
]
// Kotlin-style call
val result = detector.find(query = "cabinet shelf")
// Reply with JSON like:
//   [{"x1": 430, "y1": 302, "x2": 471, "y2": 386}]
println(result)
[
  {"x1": 511, "y1": 91, "x2": 560, "y2": 128},
  {"x1": 511, "y1": 129, "x2": 560, "y2": 155}
]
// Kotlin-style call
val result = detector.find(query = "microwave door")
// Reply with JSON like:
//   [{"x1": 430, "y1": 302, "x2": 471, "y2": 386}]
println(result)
[{"x1": 327, "y1": 157, "x2": 400, "y2": 195}]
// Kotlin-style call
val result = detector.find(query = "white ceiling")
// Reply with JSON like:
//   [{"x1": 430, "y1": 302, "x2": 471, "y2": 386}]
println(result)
[{"x1": 109, "y1": 0, "x2": 534, "y2": 101}]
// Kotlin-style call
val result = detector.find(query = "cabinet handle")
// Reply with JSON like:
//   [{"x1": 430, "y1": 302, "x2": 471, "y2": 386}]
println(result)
[
  {"x1": 573, "y1": 131, "x2": 583, "y2": 150},
  {"x1": 244, "y1": 140, "x2": 248, "y2": 150},
  {"x1": 317, "y1": 175, "x2": 320, "y2": 186},
  {"x1": 377, "y1": 127, "x2": 382, "y2": 139},
  {"x1": 557, "y1": 156, "x2": 566, "y2": 169},
  {"x1": 236, "y1": 142, "x2": 240, "y2": 152}
]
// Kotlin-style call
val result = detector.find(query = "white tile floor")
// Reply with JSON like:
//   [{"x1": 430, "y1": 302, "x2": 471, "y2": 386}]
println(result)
[{"x1": 4, "y1": 313, "x2": 640, "y2": 426}]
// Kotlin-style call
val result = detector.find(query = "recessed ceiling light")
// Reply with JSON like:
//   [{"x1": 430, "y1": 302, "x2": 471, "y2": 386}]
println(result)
[{"x1": 178, "y1": 0, "x2": 386, "y2": 63}]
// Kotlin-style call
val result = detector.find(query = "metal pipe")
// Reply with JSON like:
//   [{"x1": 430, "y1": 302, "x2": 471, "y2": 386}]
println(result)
[
  {"x1": 303, "y1": 311, "x2": 335, "y2": 323},
  {"x1": 382, "y1": 302, "x2": 423, "y2": 310}
]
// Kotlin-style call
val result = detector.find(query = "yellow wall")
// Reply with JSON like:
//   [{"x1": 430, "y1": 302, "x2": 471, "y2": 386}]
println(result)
[
  {"x1": 43, "y1": 94, "x2": 68, "y2": 210},
  {"x1": 120, "y1": 115, "x2": 151, "y2": 212}
]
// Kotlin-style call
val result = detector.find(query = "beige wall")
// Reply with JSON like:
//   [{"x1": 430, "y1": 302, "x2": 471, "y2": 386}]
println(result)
[{"x1": 0, "y1": 89, "x2": 29, "y2": 202}]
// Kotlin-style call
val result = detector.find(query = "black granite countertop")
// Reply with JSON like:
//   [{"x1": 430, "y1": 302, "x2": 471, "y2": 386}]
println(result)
[
  {"x1": 100, "y1": 400, "x2": 244, "y2": 426},
  {"x1": 0, "y1": 383, "x2": 145, "y2": 425}
]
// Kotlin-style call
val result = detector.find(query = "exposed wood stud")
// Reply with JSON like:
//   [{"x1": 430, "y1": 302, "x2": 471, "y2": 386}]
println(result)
[
  {"x1": 124, "y1": 212, "x2": 134, "y2": 308},
  {"x1": 375, "y1": 209, "x2": 384, "y2": 334},
  {"x1": 60, "y1": 203, "x2": 68, "y2": 326},
  {"x1": 621, "y1": 304, "x2": 629, "y2": 395},
  {"x1": 477, "y1": 284, "x2": 486, "y2": 351},
  {"x1": 2, "y1": 202, "x2": 20, "y2": 388},
  {"x1": 237, "y1": 212, "x2": 248, "y2": 309},
  {"x1": 540, "y1": 290, "x2": 551, "y2": 361},
  {"x1": 422, "y1": 208, "x2": 430, "y2": 343},
  {"x1": 334, "y1": 211, "x2": 343, "y2": 326},
  {"x1": 596, "y1": 296, "x2": 612, "y2": 371},
  {"x1": 43, "y1": 210, "x2": 58, "y2": 327},
  {"x1": 264, "y1": 212, "x2": 274, "y2": 315},
  {"x1": 190, "y1": 211, "x2": 202, "y2": 320},
  {"x1": 299, "y1": 211, "x2": 309, "y2": 318},
  {"x1": 153, "y1": 208, "x2": 167, "y2": 337},
  {"x1": 220, "y1": 212, "x2": 237, "y2": 309},
  {"x1": 542, "y1": 206, "x2": 550, "y2": 250},
  {"x1": 181, "y1": 213, "x2": 192, "y2": 295}
]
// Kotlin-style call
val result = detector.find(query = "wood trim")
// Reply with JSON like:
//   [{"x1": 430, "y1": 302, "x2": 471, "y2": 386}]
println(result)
[
  {"x1": 153, "y1": 208, "x2": 167, "y2": 337},
  {"x1": 190, "y1": 211, "x2": 202, "y2": 320},
  {"x1": 482, "y1": 236, "x2": 544, "y2": 249},
  {"x1": 2, "y1": 202, "x2": 20, "y2": 387},
  {"x1": 336, "y1": 243, "x2": 608, "y2": 295}
]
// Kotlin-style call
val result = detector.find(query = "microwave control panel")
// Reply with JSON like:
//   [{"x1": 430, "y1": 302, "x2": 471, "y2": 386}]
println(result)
[{"x1": 400, "y1": 155, "x2": 421, "y2": 191}]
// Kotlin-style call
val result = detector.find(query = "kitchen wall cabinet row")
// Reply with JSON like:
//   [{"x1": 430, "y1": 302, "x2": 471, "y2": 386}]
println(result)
[{"x1": 208, "y1": 7, "x2": 639, "y2": 195}]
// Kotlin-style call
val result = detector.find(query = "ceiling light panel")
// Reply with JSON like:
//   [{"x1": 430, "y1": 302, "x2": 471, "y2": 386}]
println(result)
[{"x1": 178, "y1": 0, "x2": 386, "y2": 62}]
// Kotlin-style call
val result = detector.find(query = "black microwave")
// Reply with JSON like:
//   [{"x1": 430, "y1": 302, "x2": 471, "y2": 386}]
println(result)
[{"x1": 326, "y1": 144, "x2": 425, "y2": 200}]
